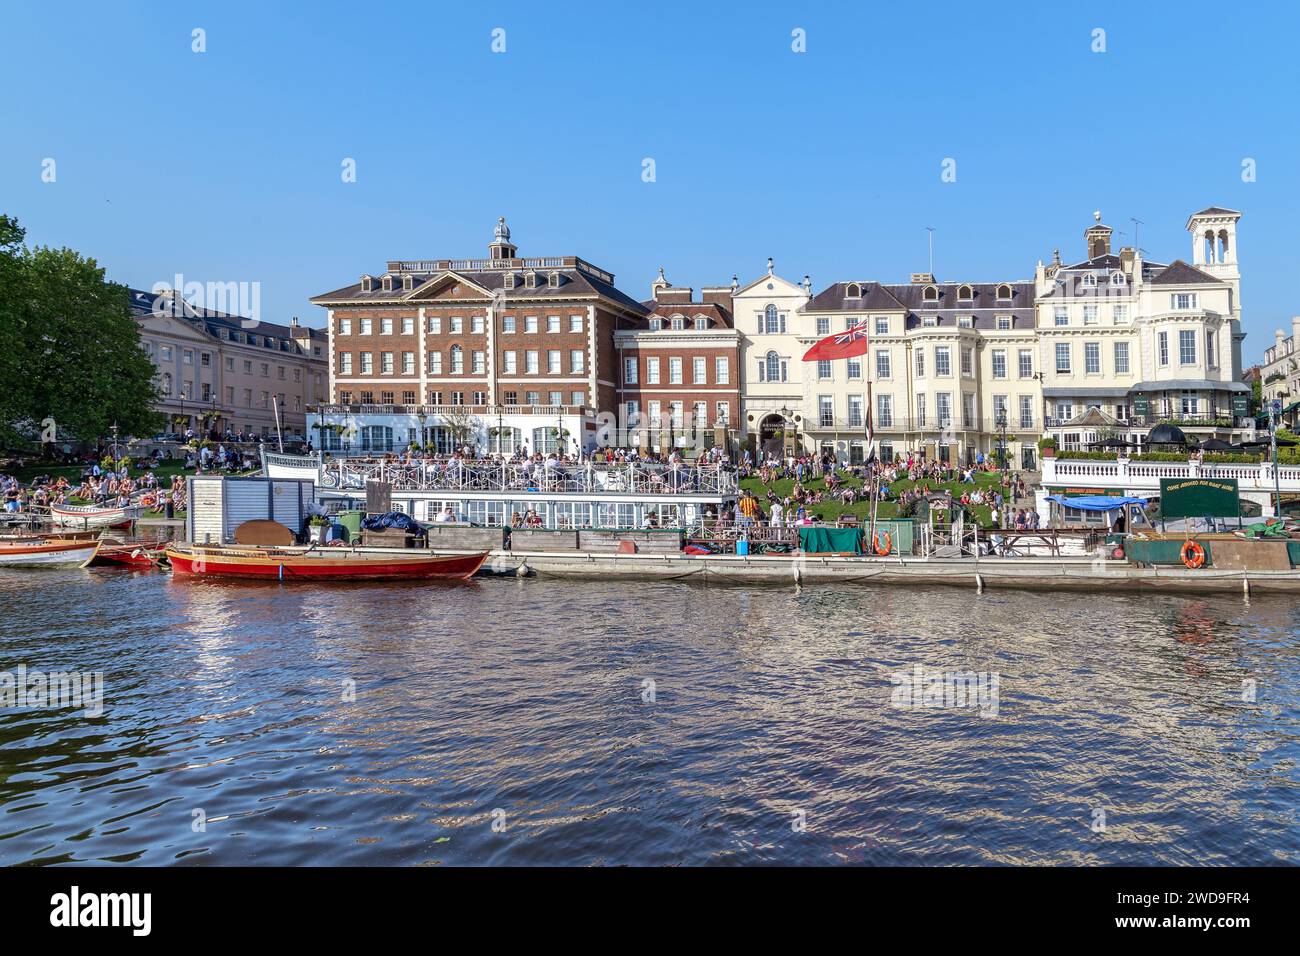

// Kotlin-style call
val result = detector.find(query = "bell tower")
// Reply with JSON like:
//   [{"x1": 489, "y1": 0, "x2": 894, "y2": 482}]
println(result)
[
  {"x1": 1084, "y1": 210, "x2": 1112, "y2": 260},
  {"x1": 1186, "y1": 206, "x2": 1240, "y2": 280}
]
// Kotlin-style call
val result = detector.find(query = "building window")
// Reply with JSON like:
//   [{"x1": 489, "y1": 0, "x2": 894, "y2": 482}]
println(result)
[
  {"x1": 1082, "y1": 274, "x2": 1097, "y2": 288},
  {"x1": 716, "y1": 402, "x2": 730, "y2": 424},
  {"x1": 472, "y1": 351, "x2": 485, "y2": 374},
  {"x1": 961, "y1": 348, "x2": 974, "y2": 377},
  {"x1": 763, "y1": 305, "x2": 785, "y2": 334},
  {"x1": 997, "y1": 284, "x2": 1013, "y2": 300},
  {"x1": 526, "y1": 350, "x2": 539, "y2": 374},
  {"x1": 915, "y1": 348, "x2": 925, "y2": 378},
  {"x1": 1158, "y1": 331, "x2": 1169, "y2": 366},
  {"x1": 548, "y1": 350, "x2": 561, "y2": 374},
  {"x1": 996, "y1": 315, "x2": 1013, "y2": 330},
  {"x1": 1179, "y1": 329, "x2": 1197, "y2": 365},
  {"x1": 762, "y1": 350, "x2": 785, "y2": 383},
  {"x1": 991, "y1": 349, "x2": 1006, "y2": 379},
  {"x1": 450, "y1": 345, "x2": 463, "y2": 374},
  {"x1": 649, "y1": 318, "x2": 663, "y2": 331},
  {"x1": 471, "y1": 315, "x2": 484, "y2": 334},
  {"x1": 624, "y1": 357, "x2": 637, "y2": 384},
  {"x1": 1114, "y1": 341, "x2": 1130, "y2": 374},
  {"x1": 847, "y1": 395, "x2": 864, "y2": 428},
  {"x1": 339, "y1": 353, "x2": 352, "y2": 374},
  {"x1": 1054, "y1": 307, "x2": 1068, "y2": 326},
  {"x1": 646, "y1": 357, "x2": 660, "y2": 384},
  {"x1": 1083, "y1": 306, "x2": 1098, "y2": 325},
  {"x1": 816, "y1": 317, "x2": 830, "y2": 335},
  {"x1": 693, "y1": 356, "x2": 706, "y2": 384},
  {"x1": 360, "y1": 318, "x2": 372, "y2": 334},
  {"x1": 1085, "y1": 342, "x2": 1101, "y2": 374},
  {"x1": 571, "y1": 350, "x2": 585, "y2": 374},
  {"x1": 818, "y1": 359, "x2": 832, "y2": 381},
  {"x1": 428, "y1": 352, "x2": 442, "y2": 375},
  {"x1": 360, "y1": 352, "x2": 373, "y2": 374},
  {"x1": 715, "y1": 356, "x2": 729, "y2": 384},
  {"x1": 818, "y1": 395, "x2": 834, "y2": 428},
  {"x1": 846, "y1": 356, "x2": 861, "y2": 379},
  {"x1": 570, "y1": 314, "x2": 584, "y2": 332},
  {"x1": 923, "y1": 285, "x2": 939, "y2": 302},
  {"x1": 936, "y1": 392, "x2": 952, "y2": 427},
  {"x1": 876, "y1": 349, "x2": 891, "y2": 380},
  {"x1": 876, "y1": 394, "x2": 893, "y2": 428},
  {"x1": 547, "y1": 315, "x2": 560, "y2": 333},
  {"x1": 1113, "y1": 305, "x2": 1128, "y2": 324},
  {"x1": 525, "y1": 315, "x2": 538, "y2": 333},
  {"x1": 669, "y1": 357, "x2": 682, "y2": 384},
  {"x1": 962, "y1": 393, "x2": 975, "y2": 429},
  {"x1": 1055, "y1": 342, "x2": 1071, "y2": 373},
  {"x1": 1017, "y1": 350, "x2": 1033, "y2": 378},
  {"x1": 503, "y1": 350, "x2": 517, "y2": 374},
  {"x1": 1172, "y1": 293, "x2": 1198, "y2": 310},
  {"x1": 935, "y1": 347, "x2": 951, "y2": 376},
  {"x1": 1019, "y1": 395, "x2": 1034, "y2": 429},
  {"x1": 380, "y1": 352, "x2": 394, "y2": 374},
  {"x1": 501, "y1": 315, "x2": 516, "y2": 334},
  {"x1": 874, "y1": 316, "x2": 889, "y2": 335},
  {"x1": 1206, "y1": 330, "x2": 1218, "y2": 368}
]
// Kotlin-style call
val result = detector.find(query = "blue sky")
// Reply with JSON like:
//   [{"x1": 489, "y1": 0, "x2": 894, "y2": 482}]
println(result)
[{"x1": 3, "y1": 0, "x2": 1298, "y2": 360}]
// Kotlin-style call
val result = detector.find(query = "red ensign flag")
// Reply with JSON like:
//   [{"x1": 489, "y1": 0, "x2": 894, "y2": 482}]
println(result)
[{"x1": 802, "y1": 322, "x2": 871, "y2": 362}]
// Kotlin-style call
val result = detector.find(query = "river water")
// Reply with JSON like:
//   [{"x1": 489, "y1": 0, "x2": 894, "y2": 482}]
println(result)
[{"x1": 0, "y1": 567, "x2": 1296, "y2": 866}]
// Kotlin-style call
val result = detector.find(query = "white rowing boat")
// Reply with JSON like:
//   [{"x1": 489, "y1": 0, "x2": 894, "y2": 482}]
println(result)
[
  {"x1": 0, "y1": 538, "x2": 100, "y2": 568},
  {"x1": 48, "y1": 503, "x2": 143, "y2": 529}
]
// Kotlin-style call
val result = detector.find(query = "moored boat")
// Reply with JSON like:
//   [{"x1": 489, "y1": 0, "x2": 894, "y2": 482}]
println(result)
[
  {"x1": 91, "y1": 543, "x2": 167, "y2": 569},
  {"x1": 0, "y1": 537, "x2": 101, "y2": 568},
  {"x1": 165, "y1": 544, "x2": 487, "y2": 581},
  {"x1": 49, "y1": 503, "x2": 143, "y2": 530}
]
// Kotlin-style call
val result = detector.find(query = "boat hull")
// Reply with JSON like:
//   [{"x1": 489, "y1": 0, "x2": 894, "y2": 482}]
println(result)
[
  {"x1": 49, "y1": 505, "x2": 141, "y2": 529},
  {"x1": 92, "y1": 545, "x2": 165, "y2": 569},
  {"x1": 0, "y1": 540, "x2": 100, "y2": 568},
  {"x1": 165, "y1": 546, "x2": 487, "y2": 581}
]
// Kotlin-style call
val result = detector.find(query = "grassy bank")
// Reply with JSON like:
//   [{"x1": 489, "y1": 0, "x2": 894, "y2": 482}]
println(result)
[{"x1": 738, "y1": 470, "x2": 1013, "y2": 526}]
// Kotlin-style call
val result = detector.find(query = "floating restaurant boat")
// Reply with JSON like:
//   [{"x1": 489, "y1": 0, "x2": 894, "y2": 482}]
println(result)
[
  {"x1": 49, "y1": 503, "x2": 143, "y2": 530},
  {"x1": 0, "y1": 537, "x2": 101, "y2": 568},
  {"x1": 165, "y1": 544, "x2": 487, "y2": 581}
]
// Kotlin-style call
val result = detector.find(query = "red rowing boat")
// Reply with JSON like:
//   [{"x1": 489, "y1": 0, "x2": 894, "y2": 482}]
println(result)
[
  {"x1": 165, "y1": 545, "x2": 487, "y2": 581},
  {"x1": 92, "y1": 543, "x2": 167, "y2": 569}
]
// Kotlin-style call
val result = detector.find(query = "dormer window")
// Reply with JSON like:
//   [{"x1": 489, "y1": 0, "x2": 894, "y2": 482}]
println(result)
[
  {"x1": 649, "y1": 318, "x2": 663, "y2": 331},
  {"x1": 1082, "y1": 273, "x2": 1098, "y2": 288},
  {"x1": 958, "y1": 316, "x2": 974, "y2": 328},
  {"x1": 381, "y1": 275, "x2": 393, "y2": 292},
  {"x1": 402, "y1": 274, "x2": 413, "y2": 292},
  {"x1": 694, "y1": 316, "x2": 708, "y2": 330},
  {"x1": 923, "y1": 285, "x2": 940, "y2": 302},
  {"x1": 957, "y1": 284, "x2": 974, "y2": 301},
  {"x1": 1109, "y1": 272, "x2": 1126, "y2": 286},
  {"x1": 547, "y1": 272, "x2": 560, "y2": 289},
  {"x1": 845, "y1": 283, "x2": 862, "y2": 299},
  {"x1": 922, "y1": 315, "x2": 939, "y2": 327},
  {"x1": 996, "y1": 284, "x2": 1012, "y2": 300},
  {"x1": 671, "y1": 316, "x2": 685, "y2": 331},
  {"x1": 504, "y1": 272, "x2": 516, "y2": 290},
  {"x1": 524, "y1": 271, "x2": 536, "y2": 289},
  {"x1": 361, "y1": 275, "x2": 373, "y2": 292}
]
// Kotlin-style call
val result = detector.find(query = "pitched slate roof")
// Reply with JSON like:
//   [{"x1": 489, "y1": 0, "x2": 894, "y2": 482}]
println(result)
[
  {"x1": 804, "y1": 280, "x2": 1035, "y2": 331},
  {"x1": 129, "y1": 289, "x2": 319, "y2": 354},
  {"x1": 1147, "y1": 259, "x2": 1224, "y2": 286},
  {"x1": 312, "y1": 259, "x2": 649, "y2": 315}
]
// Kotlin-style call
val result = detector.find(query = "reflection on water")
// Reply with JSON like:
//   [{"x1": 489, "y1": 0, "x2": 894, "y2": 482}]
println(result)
[{"x1": 0, "y1": 567, "x2": 1296, "y2": 865}]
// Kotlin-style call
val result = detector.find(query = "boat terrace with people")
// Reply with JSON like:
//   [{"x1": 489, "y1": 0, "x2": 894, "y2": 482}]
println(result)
[{"x1": 263, "y1": 450, "x2": 740, "y2": 529}]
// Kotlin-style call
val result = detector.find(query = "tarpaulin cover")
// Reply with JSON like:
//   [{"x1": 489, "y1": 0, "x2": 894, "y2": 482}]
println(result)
[
  {"x1": 1047, "y1": 495, "x2": 1148, "y2": 512},
  {"x1": 799, "y1": 526, "x2": 863, "y2": 554},
  {"x1": 361, "y1": 512, "x2": 424, "y2": 533}
]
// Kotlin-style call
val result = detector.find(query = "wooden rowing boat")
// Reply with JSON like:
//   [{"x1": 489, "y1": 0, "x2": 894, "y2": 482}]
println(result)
[
  {"x1": 0, "y1": 538, "x2": 100, "y2": 568},
  {"x1": 49, "y1": 503, "x2": 143, "y2": 530},
  {"x1": 165, "y1": 544, "x2": 487, "y2": 581},
  {"x1": 91, "y1": 543, "x2": 167, "y2": 569}
]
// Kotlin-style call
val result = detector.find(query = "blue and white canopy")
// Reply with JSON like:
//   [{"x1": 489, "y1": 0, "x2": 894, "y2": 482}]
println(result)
[{"x1": 1046, "y1": 495, "x2": 1148, "y2": 512}]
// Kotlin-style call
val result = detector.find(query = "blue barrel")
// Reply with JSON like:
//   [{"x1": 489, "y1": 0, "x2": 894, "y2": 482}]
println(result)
[{"x1": 736, "y1": 540, "x2": 749, "y2": 556}]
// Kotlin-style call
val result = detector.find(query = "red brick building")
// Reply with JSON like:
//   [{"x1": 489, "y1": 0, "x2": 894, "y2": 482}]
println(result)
[
  {"x1": 614, "y1": 270, "x2": 742, "y2": 453},
  {"x1": 308, "y1": 219, "x2": 648, "y2": 455}
]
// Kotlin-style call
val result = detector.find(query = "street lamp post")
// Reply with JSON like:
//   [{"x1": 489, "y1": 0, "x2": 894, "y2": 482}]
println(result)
[
  {"x1": 996, "y1": 410, "x2": 1008, "y2": 471},
  {"x1": 1270, "y1": 399, "x2": 1282, "y2": 518},
  {"x1": 497, "y1": 408, "x2": 505, "y2": 457},
  {"x1": 416, "y1": 410, "x2": 427, "y2": 452}
]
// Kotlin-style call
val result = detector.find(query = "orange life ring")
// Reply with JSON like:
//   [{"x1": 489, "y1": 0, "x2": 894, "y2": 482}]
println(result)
[
  {"x1": 872, "y1": 530, "x2": 892, "y2": 556},
  {"x1": 1111, "y1": 545, "x2": 1125, "y2": 560},
  {"x1": 1180, "y1": 539, "x2": 1206, "y2": 569}
]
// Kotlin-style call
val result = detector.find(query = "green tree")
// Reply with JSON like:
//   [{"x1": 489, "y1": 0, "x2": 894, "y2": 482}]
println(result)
[{"x1": 0, "y1": 215, "x2": 161, "y2": 449}]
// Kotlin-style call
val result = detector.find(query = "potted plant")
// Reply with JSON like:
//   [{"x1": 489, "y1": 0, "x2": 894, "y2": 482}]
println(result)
[
  {"x1": 309, "y1": 514, "x2": 331, "y2": 543},
  {"x1": 1038, "y1": 437, "x2": 1057, "y2": 458}
]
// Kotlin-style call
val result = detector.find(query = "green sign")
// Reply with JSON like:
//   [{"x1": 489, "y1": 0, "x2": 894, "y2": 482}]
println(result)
[
  {"x1": 1132, "y1": 393, "x2": 1149, "y2": 418},
  {"x1": 1159, "y1": 477, "x2": 1240, "y2": 519},
  {"x1": 1231, "y1": 393, "x2": 1249, "y2": 418}
]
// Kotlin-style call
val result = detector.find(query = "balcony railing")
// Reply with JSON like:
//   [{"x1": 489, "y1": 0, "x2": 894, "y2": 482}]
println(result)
[
  {"x1": 311, "y1": 403, "x2": 592, "y2": 418},
  {"x1": 319, "y1": 459, "x2": 739, "y2": 496},
  {"x1": 1045, "y1": 413, "x2": 1252, "y2": 429},
  {"x1": 805, "y1": 416, "x2": 1037, "y2": 433}
]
